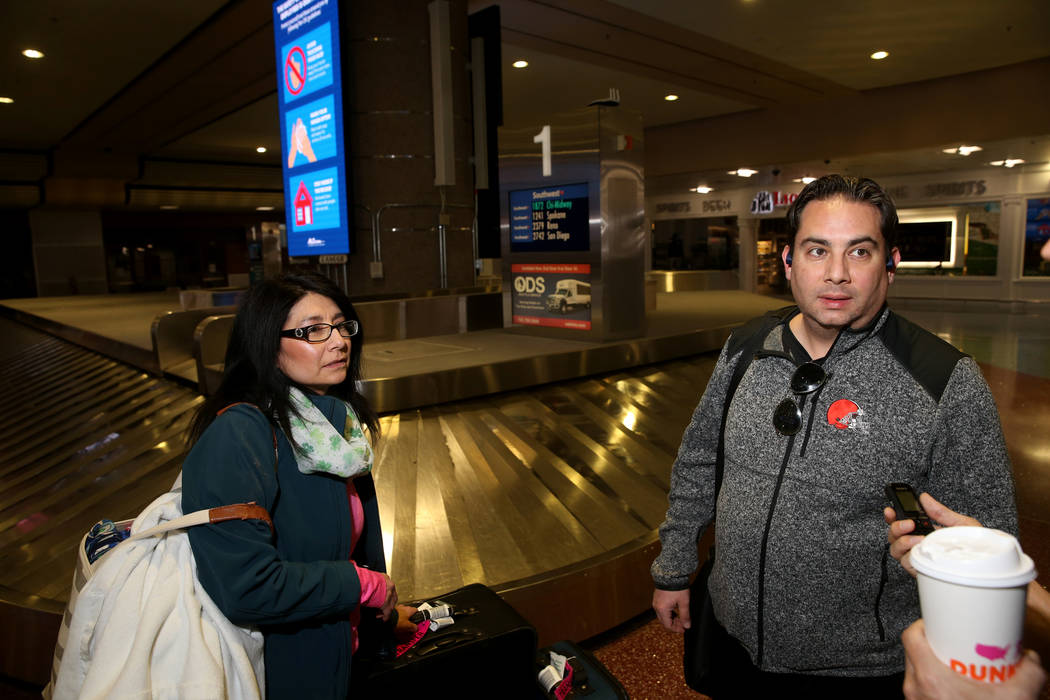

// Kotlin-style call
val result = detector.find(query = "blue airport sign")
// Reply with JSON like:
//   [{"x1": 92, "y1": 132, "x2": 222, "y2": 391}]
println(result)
[{"x1": 273, "y1": 0, "x2": 350, "y2": 257}]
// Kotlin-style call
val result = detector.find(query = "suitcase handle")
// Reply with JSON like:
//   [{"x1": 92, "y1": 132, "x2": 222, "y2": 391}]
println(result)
[{"x1": 414, "y1": 631, "x2": 475, "y2": 657}]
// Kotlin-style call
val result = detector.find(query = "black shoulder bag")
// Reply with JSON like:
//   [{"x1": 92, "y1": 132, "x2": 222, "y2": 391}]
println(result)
[{"x1": 683, "y1": 308, "x2": 791, "y2": 694}]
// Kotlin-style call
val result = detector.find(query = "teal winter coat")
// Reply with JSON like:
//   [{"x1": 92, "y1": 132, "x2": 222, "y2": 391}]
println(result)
[{"x1": 183, "y1": 397, "x2": 386, "y2": 699}]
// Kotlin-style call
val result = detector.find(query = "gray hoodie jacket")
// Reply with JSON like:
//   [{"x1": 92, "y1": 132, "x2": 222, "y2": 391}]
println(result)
[{"x1": 651, "y1": 306, "x2": 1017, "y2": 677}]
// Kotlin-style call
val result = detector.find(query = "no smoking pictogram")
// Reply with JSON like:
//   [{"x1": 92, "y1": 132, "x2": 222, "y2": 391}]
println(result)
[{"x1": 285, "y1": 46, "x2": 306, "y2": 95}]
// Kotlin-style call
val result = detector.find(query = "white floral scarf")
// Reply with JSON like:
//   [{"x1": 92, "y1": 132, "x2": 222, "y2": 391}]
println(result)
[{"x1": 287, "y1": 388, "x2": 373, "y2": 478}]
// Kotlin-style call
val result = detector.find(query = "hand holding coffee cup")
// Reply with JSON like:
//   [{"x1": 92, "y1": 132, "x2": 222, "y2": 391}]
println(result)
[
  {"x1": 902, "y1": 619, "x2": 1047, "y2": 700},
  {"x1": 910, "y1": 526, "x2": 1036, "y2": 683}
]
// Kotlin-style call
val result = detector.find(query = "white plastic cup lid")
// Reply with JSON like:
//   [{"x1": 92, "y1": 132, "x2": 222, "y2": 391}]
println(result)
[{"x1": 911, "y1": 526, "x2": 1036, "y2": 588}]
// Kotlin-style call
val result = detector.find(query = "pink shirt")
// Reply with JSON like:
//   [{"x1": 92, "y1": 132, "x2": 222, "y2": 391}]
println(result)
[{"x1": 347, "y1": 479, "x2": 387, "y2": 654}]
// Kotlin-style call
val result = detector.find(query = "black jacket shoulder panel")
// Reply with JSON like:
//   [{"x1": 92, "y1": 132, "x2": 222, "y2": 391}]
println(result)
[
  {"x1": 727, "y1": 305, "x2": 796, "y2": 358},
  {"x1": 878, "y1": 311, "x2": 967, "y2": 402}
]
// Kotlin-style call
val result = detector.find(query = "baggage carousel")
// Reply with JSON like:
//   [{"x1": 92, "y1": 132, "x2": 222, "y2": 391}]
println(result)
[{"x1": 0, "y1": 290, "x2": 786, "y2": 685}]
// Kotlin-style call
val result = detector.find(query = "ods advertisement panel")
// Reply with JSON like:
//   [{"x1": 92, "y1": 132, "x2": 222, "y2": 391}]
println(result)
[{"x1": 511, "y1": 263, "x2": 592, "y2": 330}]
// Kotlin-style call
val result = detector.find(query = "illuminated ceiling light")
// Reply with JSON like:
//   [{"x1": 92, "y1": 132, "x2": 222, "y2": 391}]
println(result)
[
  {"x1": 0, "y1": 97, "x2": 13, "y2": 104},
  {"x1": 943, "y1": 145, "x2": 982, "y2": 156},
  {"x1": 990, "y1": 159, "x2": 1025, "y2": 168},
  {"x1": 870, "y1": 50, "x2": 889, "y2": 60},
  {"x1": 793, "y1": 176, "x2": 817, "y2": 184},
  {"x1": 22, "y1": 48, "x2": 44, "y2": 59},
  {"x1": 256, "y1": 146, "x2": 267, "y2": 153},
  {"x1": 694, "y1": 186, "x2": 713, "y2": 194},
  {"x1": 512, "y1": 60, "x2": 528, "y2": 68},
  {"x1": 664, "y1": 94, "x2": 679, "y2": 101},
  {"x1": 159, "y1": 204, "x2": 179, "y2": 210},
  {"x1": 728, "y1": 168, "x2": 757, "y2": 177},
  {"x1": 256, "y1": 205, "x2": 276, "y2": 211}
]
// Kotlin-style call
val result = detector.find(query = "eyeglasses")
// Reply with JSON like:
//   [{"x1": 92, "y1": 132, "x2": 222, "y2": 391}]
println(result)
[
  {"x1": 773, "y1": 362, "x2": 827, "y2": 436},
  {"x1": 279, "y1": 319, "x2": 359, "y2": 343}
]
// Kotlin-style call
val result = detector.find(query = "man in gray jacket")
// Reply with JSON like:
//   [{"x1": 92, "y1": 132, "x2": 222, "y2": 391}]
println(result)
[{"x1": 651, "y1": 175, "x2": 1017, "y2": 697}]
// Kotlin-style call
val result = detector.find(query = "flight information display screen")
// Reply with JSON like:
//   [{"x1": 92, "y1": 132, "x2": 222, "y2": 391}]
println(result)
[{"x1": 509, "y1": 183, "x2": 590, "y2": 252}]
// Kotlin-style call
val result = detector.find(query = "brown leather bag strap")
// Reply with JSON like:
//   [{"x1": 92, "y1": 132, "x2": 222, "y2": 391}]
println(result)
[
  {"x1": 208, "y1": 502, "x2": 274, "y2": 532},
  {"x1": 124, "y1": 502, "x2": 274, "y2": 543}
]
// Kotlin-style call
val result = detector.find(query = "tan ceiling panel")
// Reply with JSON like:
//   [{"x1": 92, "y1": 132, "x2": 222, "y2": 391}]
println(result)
[
  {"x1": 609, "y1": 0, "x2": 1050, "y2": 90},
  {"x1": 0, "y1": 0, "x2": 229, "y2": 149},
  {"x1": 499, "y1": 40, "x2": 755, "y2": 128},
  {"x1": 496, "y1": 0, "x2": 854, "y2": 108},
  {"x1": 645, "y1": 58, "x2": 1050, "y2": 180},
  {"x1": 59, "y1": 1, "x2": 274, "y2": 154}
]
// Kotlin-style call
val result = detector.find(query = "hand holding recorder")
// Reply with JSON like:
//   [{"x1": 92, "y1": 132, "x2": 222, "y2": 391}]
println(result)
[{"x1": 883, "y1": 487, "x2": 981, "y2": 577}]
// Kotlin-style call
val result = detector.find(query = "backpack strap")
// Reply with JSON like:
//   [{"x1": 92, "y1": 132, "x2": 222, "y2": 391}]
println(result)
[{"x1": 713, "y1": 306, "x2": 795, "y2": 500}]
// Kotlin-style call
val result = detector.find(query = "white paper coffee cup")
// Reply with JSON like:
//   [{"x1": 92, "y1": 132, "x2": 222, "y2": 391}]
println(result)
[{"x1": 911, "y1": 526, "x2": 1036, "y2": 683}]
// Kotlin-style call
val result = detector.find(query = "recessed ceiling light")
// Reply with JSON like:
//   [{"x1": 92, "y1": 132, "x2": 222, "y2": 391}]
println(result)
[
  {"x1": 990, "y1": 159, "x2": 1025, "y2": 168},
  {"x1": 256, "y1": 146, "x2": 267, "y2": 153},
  {"x1": 664, "y1": 94, "x2": 679, "y2": 102},
  {"x1": 794, "y1": 176, "x2": 817, "y2": 184},
  {"x1": 728, "y1": 168, "x2": 757, "y2": 177},
  {"x1": 22, "y1": 49, "x2": 44, "y2": 59},
  {"x1": 694, "y1": 186, "x2": 712, "y2": 194},
  {"x1": 943, "y1": 145, "x2": 982, "y2": 156},
  {"x1": 870, "y1": 50, "x2": 888, "y2": 60},
  {"x1": 512, "y1": 60, "x2": 528, "y2": 69},
  {"x1": 0, "y1": 97, "x2": 13, "y2": 104},
  {"x1": 256, "y1": 205, "x2": 276, "y2": 211},
  {"x1": 159, "y1": 204, "x2": 179, "y2": 210}
]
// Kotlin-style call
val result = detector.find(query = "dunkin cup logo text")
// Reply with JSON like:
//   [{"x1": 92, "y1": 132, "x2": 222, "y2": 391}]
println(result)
[{"x1": 950, "y1": 641, "x2": 1024, "y2": 682}]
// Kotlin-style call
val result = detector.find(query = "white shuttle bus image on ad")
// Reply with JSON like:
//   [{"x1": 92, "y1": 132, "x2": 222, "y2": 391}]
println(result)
[{"x1": 545, "y1": 279, "x2": 591, "y2": 314}]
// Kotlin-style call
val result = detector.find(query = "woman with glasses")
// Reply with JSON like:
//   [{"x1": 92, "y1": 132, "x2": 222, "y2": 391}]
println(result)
[{"x1": 181, "y1": 271, "x2": 395, "y2": 699}]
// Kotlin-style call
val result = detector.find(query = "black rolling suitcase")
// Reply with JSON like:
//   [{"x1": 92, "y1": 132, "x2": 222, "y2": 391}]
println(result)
[
  {"x1": 353, "y1": 583, "x2": 538, "y2": 698},
  {"x1": 535, "y1": 640, "x2": 629, "y2": 699}
]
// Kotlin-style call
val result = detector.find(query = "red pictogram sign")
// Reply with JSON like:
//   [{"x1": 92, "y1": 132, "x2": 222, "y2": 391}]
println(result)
[
  {"x1": 285, "y1": 46, "x2": 307, "y2": 96},
  {"x1": 295, "y1": 181, "x2": 313, "y2": 226}
]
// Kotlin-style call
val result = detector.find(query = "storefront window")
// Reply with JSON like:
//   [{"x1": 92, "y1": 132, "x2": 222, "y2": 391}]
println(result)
[
  {"x1": 894, "y1": 202, "x2": 1000, "y2": 276},
  {"x1": 756, "y1": 217, "x2": 789, "y2": 295},
  {"x1": 1023, "y1": 197, "x2": 1050, "y2": 277},
  {"x1": 651, "y1": 216, "x2": 739, "y2": 271}
]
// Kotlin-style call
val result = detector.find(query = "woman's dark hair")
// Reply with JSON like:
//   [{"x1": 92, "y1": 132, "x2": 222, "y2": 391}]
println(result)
[
  {"x1": 786, "y1": 175, "x2": 898, "y2": 253},
  {"x1": 188, "y1": 272, "x2": 379, "y2": 449}
]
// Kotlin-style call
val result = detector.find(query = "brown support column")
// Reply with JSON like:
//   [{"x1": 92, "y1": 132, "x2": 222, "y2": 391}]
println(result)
[{"x1": 343, "y1": 0, "x2": 476, "y2": 295}]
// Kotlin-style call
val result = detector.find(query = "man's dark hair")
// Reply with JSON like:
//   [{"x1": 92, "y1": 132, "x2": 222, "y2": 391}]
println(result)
[
  {"x1": 786, "y1": 175, "x2": 898, "y2": 253},
  {"x1": 189, "y1": 271, "x2": 379, "y2": 449}
]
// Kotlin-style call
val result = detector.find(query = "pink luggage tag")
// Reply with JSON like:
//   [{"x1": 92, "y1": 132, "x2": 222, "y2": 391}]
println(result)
[
  {"x1": 395, "y1": 620, "x2": 430, "y2": 658},
  {"x1": 553, "y1": 662, "x2": 575, "y2": 700}
]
